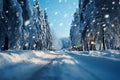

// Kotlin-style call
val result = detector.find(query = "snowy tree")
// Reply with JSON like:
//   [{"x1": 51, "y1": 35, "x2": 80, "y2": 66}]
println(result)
[
  {"x1": 60, "y1": 37, "x2": 71, "y2": 49},
  {"x1": 33, "y1": 0, "x2": 44, "y2": 50},
  {"x1": 44, "y1": 10, "x2": 52, "y2": 50},
  {"x1": 33, "y1": 0, "x2": 52, "y2": 50},
  {"x1": 18, "y1": 0, "x2": 39, "y2": 50},
  {"x1": 0, "y1": 0, "x2": 23, "y2": 50},
  {"x1": 70, "y1": 0, "x2": 120, "y2": 51},
  {"x1": 70, "y1": 9, "x2": 82, "y2": 50},
  {"x1": 0, "y1": 0, "x2": 53, "y2": 50}
]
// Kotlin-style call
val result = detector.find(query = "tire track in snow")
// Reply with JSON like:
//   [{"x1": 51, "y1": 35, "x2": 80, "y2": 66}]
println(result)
[
  {"x1": 68, "y1": 52, "x2": 101, "y2": 80},
  {"x1": 28, "y1": 52, "x2": 101, "y2": 80},
  {"x1": 68, "y1": 52, "x2": 120, "y2": 80},
  {"x1": 28, "y1": 54, "x2": 61, "y2": 80}
]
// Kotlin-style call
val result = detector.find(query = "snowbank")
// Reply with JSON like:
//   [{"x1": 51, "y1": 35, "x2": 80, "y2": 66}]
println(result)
[
  {"x1": 68, "y1": 50, "x2": 120, "y2": 80},
  {"x1": 0, "y1": 50, "x2": 120, "y2": 80},
  {"x1": 0, "y1": 50, "x2": 57, "y2": 80},
  {"x1": 69, "y1": 50, "x2": 120, "y2": 60}
]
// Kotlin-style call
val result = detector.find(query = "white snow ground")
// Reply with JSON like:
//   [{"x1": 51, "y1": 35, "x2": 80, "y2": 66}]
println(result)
[{"x1": 0, "y1": 50, "x2": 120, "y2": 80}]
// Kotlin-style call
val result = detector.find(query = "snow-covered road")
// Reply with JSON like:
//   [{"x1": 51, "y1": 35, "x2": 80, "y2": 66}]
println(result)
[
  {"x1": 28, "y1": 51, "x2": 120, "y2": 80},
  {"x1": 0, "y1": 50, "x2": 120, "y2": 80}
]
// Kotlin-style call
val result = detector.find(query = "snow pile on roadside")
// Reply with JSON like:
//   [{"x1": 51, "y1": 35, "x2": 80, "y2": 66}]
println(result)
[
  {"x1": 69, "y1": 51, "x2": 120, "y2": 80},
  {"x1": 69, "y1": 50, "x2": 120, "y2": 60},
  {"x1": 0, "y1": 50, "x2": 57, "y2": 68},
  {"x1": 0, "y1": 50, "x2": 57, "y2": 80},
  {"x1": 0, "y1": 50, "x2": 120, "y2": 80},
  {"x1": 89, "y1": 50, "x2": 120, "y2": 59}
]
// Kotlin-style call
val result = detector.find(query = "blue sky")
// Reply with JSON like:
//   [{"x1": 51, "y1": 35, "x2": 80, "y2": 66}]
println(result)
[{"x1": 30, "y1": 0, "x2": 78, "y2": 38}]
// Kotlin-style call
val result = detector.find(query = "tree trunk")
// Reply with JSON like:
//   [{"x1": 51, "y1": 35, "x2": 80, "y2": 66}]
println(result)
[{"x1": 102, "y1": 28, "x2": 105, "y2": 50}]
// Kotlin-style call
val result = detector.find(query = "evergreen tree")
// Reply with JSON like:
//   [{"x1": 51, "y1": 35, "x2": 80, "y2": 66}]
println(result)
[
  {"x1": 33, "y1": 0, "x2": 43, "y2": 50},
  {"x1": 44, "y1": 10, "x2": 52, "y2": 50},
  {"x1": 70, "y1": 0, "x2": 120, "y2": 51},
  {"x1": 0, "y1": 0, "x2": 53, "y2": 50}
]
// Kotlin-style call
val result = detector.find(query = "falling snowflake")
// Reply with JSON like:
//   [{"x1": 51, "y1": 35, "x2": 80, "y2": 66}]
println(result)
[
  {"x1": 104, "y1": 14, "x2": 109, "y2": 18},
  {"x1": 87, "y1": 29, "x2": 89, "y2": 32},
  {"x1": 84, "y1": 21, "x2": 86, "y2": 24},
  {"x1": 2, "y1": 16, "x2": 4, "y2": 19},
  {"x1": 25, "y1": 43, "x2": 29, "y2": 47},
  {"x1": 25, "y1": 20, "x2": 30, "y2": 26},
  {"x1": 71, "y1": 13, "x2": 74, "y2": 16},
  {"x1": 111, "y1": 24, "x2": 115, "y2": 27},
  {"x1": 45, "y1": 8, "x2": 48, "y2": 10},
  {"x1": 50, "y1": 23, "x2": 53, "y2": 27},
  {"x1": 59, "y1": 0, "x2": 62, "y2": 3},
  {"x1": 97, "y1": 23, "x2": 100, "y2": 25},
  {"x1": 6, "y1": 10, "x2": 9, "y2": 13},
  {"x1": 90, "y1": 0, "x2": 93, "y2": 3},
  {"x1": 54, "y1": 12, "x2": 58, "y2": 15},
  {"x1": 35, "y1": 5, "x2": 39, "y2": 8},
  {"x1": 29, "y1": 27, "x2": 32, "y2": 30},
  {"x1": 5, "y1": 20, "x2": 7, "y2": 23},
  {"x1": 112, "y1": 1, "x2": 115, "y2": 4},
  {"x1": 101, "y1": 7, "x2": 105, "y2": 10},
  {"x1": 111, "y1": 36, "x2": 113, "y2": 39},
  {"x1": 32, "y1": 36, "x2": 35, "y2": 39},
  {"x1": 92, "y1": 19, "x2": 96, "y2": 23},
  {"x1": 59, "y1": 23, "x2": 63, "y2": 27},
  {"x1": 16, "y1": 21, "x2": 19, "y2": 23},
  {"x1": 33, "y1": 44, "x2": 36, "y2": 48},
  {"x1": 96, "y1": 11, "x2": 99, "y2": 14},
  {"x1": 20, "y1": 1, "x2": 24, "y2": 4},
  {"x1": 65, "y1": 0, "x2": 67, "y2": 3},
  {"x1": 63, "y1": 13, "x2": 68, "y2": 18},
  {"x1": 104, "y1": 27, "x2": 107, "y2": 31},
  {"x1": 16, "y1": 12, "x2": 19, "y2": 17},
  {"x1": 105, "y1": 8, "x2": 109, "y2": 10},
  {"x1": 102, "y1": 24, "x2": 106, "y2": 27},
  {"x1": 8, "y1": 27, "x2": 11, "y2": 30},
  {"x1": 112, "y1": 7, "x2": 114, "y2": 10},
  {"x1": 91, "y1": 11, "x2": 94, "y2": 14},
  {"x1": 74, "y1": 24, "x2": 77, "y2": 27}
]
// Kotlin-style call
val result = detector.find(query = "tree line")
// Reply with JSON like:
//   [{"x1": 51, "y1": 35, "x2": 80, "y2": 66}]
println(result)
[
  {"x1": 0, "y1": 0, "x2": 52, "y2": 50},
  {"x1": 70, "y1": 0, "x2": 120, "y2": 51}
]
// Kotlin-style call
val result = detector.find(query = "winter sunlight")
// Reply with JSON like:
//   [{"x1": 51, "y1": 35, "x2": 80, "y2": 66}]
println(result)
[{"x1": 0, "y1": 0, "x2": 120, "y2": 80}]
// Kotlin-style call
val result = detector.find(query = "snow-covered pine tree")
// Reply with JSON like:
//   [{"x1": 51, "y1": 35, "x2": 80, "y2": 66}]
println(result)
[
  {"x1": 0, "y1": 0, "x2": 7, "y2": 50},
  {"x1": 70, "y1": 9, "x2": 82, "y2": 50},
  {"x1": 33, "y1": 0, "x2": 44, "y2": 50},
  {"x1": 70, "y1": 0, "x2": 120, "y2": 51},
  {"x1": 0, "y1": 0, "x2": 52, "y2": 50},
  {"x1": 44, "y1": 10, "x2": 52, "y2": 50},
  {"x1": 1, "y1": 0, "x2": 23, "y2": 50},
  {"x1": 18, "y1": 0, "x2": 38, "y2": 50},
  {"x1": 33, "y1": 0, "x2": 52, "y2": 50}
]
